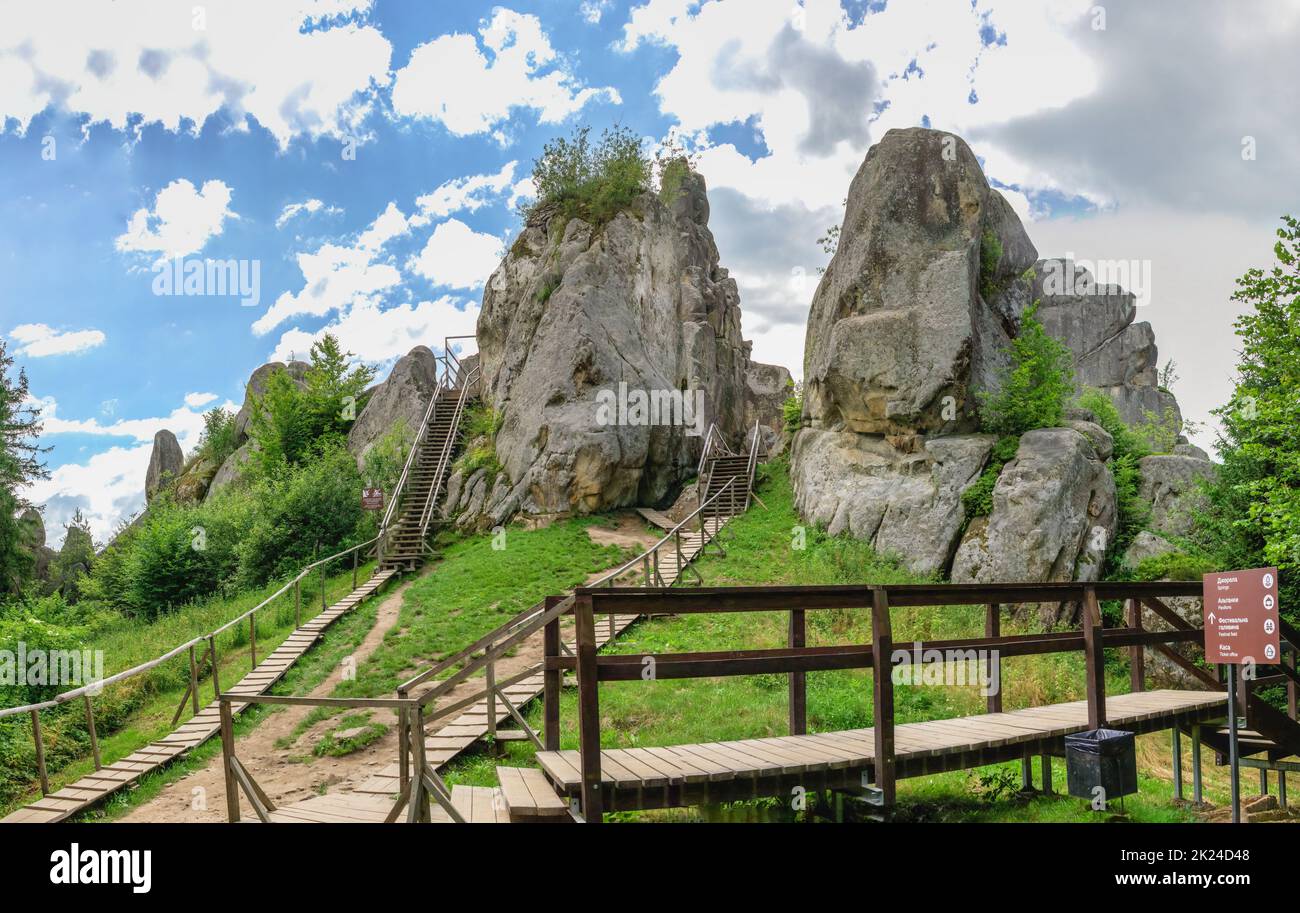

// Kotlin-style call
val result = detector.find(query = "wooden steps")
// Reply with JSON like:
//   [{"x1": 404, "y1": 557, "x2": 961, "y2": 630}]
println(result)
[{"x1": 496, "y1": 767, "x2": 570, "y2": 821}]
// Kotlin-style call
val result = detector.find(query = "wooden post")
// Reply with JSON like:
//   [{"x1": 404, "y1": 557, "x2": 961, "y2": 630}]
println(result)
[
  {"x1": 208, "y1": 635, "x2": 221, "y2": 700},
  {"x1": 294, "y1": 578, "x2": 301, "y2": 628},
  {"x1": 320, "y1": 554, "x2": 327, "y2": 611},
  {"x1": 1021, "y1": 754, "x2": 1033, "y2": 792},
  {"x1": 1126, "y1": 597, "x2": 1145, "y2": 692},
  {"x1": 219, "y1": 699, "x2": 240, "y2": 823},
  {"x1": 83, "y1": 694, "x2": 101, "y2": 771},
  {"x1": 485, "y1": 652, "x2": 498, "y2": 750},
  {"x1": 412, "y1": 704, "x2": 429, "y2": 823},
  {"x1": 1041, "y1": 753, "x2": 1052, "y2": 794},
  {"x1": 1081, "y1": 586, "x2": 1107, "y2": 729},
  {"x1": 1191, "y1": 724, "x2": 1204, "y2": 805},
  {"x1": 575, "y1": 592, "x2": 603, "y2": 822},
  {"x1": 352, "y1": 548, "x2": 358, "y2": 589},
  {"x1": 1288, "y1": 644, "x2": 1297, "y2": 721},
  {"x1": 789, "y1": 609, "x2": 806, "y2": 735},
  {"x1": 543, "y1": 596, "x2": 562, "y2": 751},
  {"x1": 397, "y1": 691, "x2": 410, "y2": 793},
  {"x1": 870, "y1": 587, "x2": 896, "y2": 807},
  {"x1": 642, "y1": 554, "x2": 650, "y2": 587},
  {"x1": 249, "y1": 613, "x2": 256, "y2": 669},
  {"x1": 30, "y1": 709, "x2": 48, "y2": 796},
  {"x1": 985, "y1": 604, "x2": 1002, "y2": 714},
  {"x1": 188, "y1": 644, "x2": 200, "y2": 715}
]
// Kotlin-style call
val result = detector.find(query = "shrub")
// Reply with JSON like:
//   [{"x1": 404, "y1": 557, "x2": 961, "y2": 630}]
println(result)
[
  {"x1": 977, "y1": 303, "x2": 1075, "y2": 436},
  {"x1": 454, "y1": 404, "x2": 504, "y2": 478},
  {"x1": 361, "y1": 419, "x2": 413, "y2": 494},
  {"x1": 979, "y1": 229, "x2": 1004, "y2": 300},
  {"x1": 1131, "y1": 550, "x2": 1216, "y2": 582},
  {"x1": 782, "y1": 383, "x2": 804, "y2": 436},
  {"x1": 961, "y1": 435, "x2": 1020, "y2": 520},
  {"x1": 196, "y1": 407, "x2": 239, "y2": 467},
  {"x1": 527, "y1": 125, "x2": 652, "y2": 226}
]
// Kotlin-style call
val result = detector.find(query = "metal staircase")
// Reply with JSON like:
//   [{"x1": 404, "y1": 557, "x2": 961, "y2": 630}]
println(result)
[{"x1": 377, "y1": 339, "x2": 479, "y2": 573}]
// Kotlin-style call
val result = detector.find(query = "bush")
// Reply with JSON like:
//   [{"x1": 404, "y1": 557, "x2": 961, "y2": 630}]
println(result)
[
  {"x1": 782, "y1": 382, "x2": 803, "y2": 437},
  {"x1": 977, "y1": 303, "x2": 1075, "y2": 436},
  {"x1": 196, "y1": 407, "x2": 239, "y2": 468},
  {"x1": 1131, "y1": 550, "x2": 1216, "y2": 582},
  {"x1": 527, "y1": 125, "x2": 652, "y2": 226},
  {"x1": 454, "y1": 404, "x2": 504, "y2": 478},
  {"x1": 961, "y1": 435, "x2": 1020, "y2": 520},
  {"x1": 361, "y1": 419, "x2": 413, "y2": 494},
  {"x1": 979, "y1": 229, "x2": 1004, "y2": 300}
]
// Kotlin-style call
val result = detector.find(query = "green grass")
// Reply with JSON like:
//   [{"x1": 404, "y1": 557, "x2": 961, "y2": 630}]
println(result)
[
  {"x1": 0, "y1": 560, "x2": 384, "y2": 819},
  {"x1": 438, "y1": 461, "x2": 1235, "y2": 823}
]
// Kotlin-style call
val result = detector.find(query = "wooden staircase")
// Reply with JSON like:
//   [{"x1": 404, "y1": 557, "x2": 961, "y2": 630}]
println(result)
[{"x1": 380, "y1": 389, "x2": 474, "y2": 573}]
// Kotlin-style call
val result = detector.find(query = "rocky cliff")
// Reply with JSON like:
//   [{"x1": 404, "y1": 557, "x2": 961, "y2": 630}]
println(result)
[
  {"x1": 447, "y1": 167, "x2": 789, "y2": 528},
  {"x1": 791, "y1": 127, "x2": 1209, "y2": 599}
]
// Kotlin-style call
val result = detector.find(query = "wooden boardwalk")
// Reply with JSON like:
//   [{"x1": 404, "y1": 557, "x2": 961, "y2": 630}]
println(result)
[
  {"x1": 2, "y1": 568, "x2": 397, "y2": 824},
  {"x1": 533, "y1": 689, "x2": 1226, "y2": 812}
]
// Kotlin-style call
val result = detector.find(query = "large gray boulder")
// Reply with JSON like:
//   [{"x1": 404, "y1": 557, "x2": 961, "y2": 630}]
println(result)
[
  {"x1": 207, "y1": 442, "x2": 252, "y2": 497},
  {"x1": 743, "y1": 360, "x2": 794, "y2": 452},
  {"x1": 472, "y1": 166, "x2": 779, "y2": 522},
  {"x1": 793, "y1": 429, "x2": 994, "y2": 575},
  {"x1": 347, "y1": 345, "x2": 440, "y2": 467},
  {"x1": 951, "y1": 428, "x2": 1118, "y2": 617},
  {"x1": 232, "y1": 360, "x2": 309, "y2": 445},
  {"x1": 799, "y1": 127, "x2": 1036, "y2": 440},
  {"x1": 1138, "y1": 453, "x2": 1215, "y2": 537},
  {"x1": 145, "y1": 430, "x2": 184, "y2": 502},
  {"x1": 1033, "y1": 259, "x2": 1182, "y2": 438}
]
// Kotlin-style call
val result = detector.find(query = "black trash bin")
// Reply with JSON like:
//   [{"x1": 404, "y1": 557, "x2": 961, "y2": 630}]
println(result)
[{"x1": 1065, "y1": 728, "x2": 1138, "y2": 804}]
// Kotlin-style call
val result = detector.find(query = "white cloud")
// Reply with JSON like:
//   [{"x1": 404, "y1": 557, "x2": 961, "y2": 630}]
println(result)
[
  {"x1": 268, "y1": 296, "x2": 481, "y2": 367},
  {"x1": 0, "y1": 1, "x2": 391, "y2": 148},
  {"x1": 183, "y1": 391, "x2": 218, "y2": 408},
  {"x1": 581, "y1": 0, "x2": 614, "y2": 24},
  {"x1": 391, "y1": 8, "x2": 621, "y2": 137},
  {"x1": 411, "y1": 162, "x2": 518, "y2": 226},
  {"x1": 10, "y1": 323, "x2": 106, "y2": 357},
  {"x1": 252, "y1": 202, "x2": 409, "y2": 336},
  {"x1": 33, "y1": 393, "x2": 236, "y2": 445},
  {"x1": 115, "y1": 178, "x2": 236, "y2": 259},
  {"x1": 407, "y1": 219, "x2": 503, "y2": 290},
  {"x1": 276, "y1": 198, "x2": 342, "y2": 229}
]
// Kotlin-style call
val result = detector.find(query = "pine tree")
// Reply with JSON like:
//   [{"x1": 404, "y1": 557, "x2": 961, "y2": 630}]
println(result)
[{"x1": 0, "y1": 340, "x2": 50, "y2": 593}]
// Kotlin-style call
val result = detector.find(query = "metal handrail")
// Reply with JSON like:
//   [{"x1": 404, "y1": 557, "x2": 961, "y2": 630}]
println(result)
[
  {"x1": 378, "y1": 378, "x2": 446, "y2": 540},
  {"x1": 417, "y1": 363, "x2": 480, "y2": 537},
  {"x1": 743, "y1": 420, "x2": 762, "y2": 512}
]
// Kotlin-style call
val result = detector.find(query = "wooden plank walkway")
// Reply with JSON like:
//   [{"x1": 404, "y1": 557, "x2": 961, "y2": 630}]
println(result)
[
  {"x1": 1, "y1": 568, "x2": 398, "y2": 824},
  {"x1": 533, "y1": 689, "x2": 1227, "y2": 812}
]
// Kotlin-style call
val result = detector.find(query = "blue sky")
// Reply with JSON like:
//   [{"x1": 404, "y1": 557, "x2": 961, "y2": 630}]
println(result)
[{"x1": 3, "y1": 0, "x2": 1298, "y2": 544}]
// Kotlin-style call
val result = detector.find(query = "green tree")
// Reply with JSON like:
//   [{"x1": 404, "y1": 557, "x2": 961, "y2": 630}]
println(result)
[
  {"x1": 52, "y1": 509, "x2": 96, "y2": 602},
  {"x1": 1193, "y1": 216, "x2": 1300, "y2": 625},
  {"x1": 0, "y1": 340, "x2": 49, "y2": 594},
  {"x1": 196, "y1": 406, "x2": 238, "y2": 467},
  {"x1": 527, "y1": 125, "x2": 652, "y2": 225},
  {"x1": 977, "y1": 303, "x2": 1076, "y2": 437}
]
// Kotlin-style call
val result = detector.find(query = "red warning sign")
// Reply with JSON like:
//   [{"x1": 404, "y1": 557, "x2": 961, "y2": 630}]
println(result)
[{"x1": 1202, "y1": 567, "x2": 1281, "y2": 665}]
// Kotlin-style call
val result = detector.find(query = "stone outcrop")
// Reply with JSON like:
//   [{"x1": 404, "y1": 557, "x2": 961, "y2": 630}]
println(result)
[
  {"x1": 145, "y1": 430, "x2": 184, "y2": 503},
  {"x1": 1033, "y1": 259, "x2": 1181, "y2": 436},
  {"x1": 466, "y1": 166, "x2": 785, "y2": 525},
  {"x1": 233, "y1": 360, "x2": 308, "y2": 444},
  {"x1": 347, "y1": 345, "x2": 440, "y2": 467},
  {"x1": 950, "y1": 429, "x2": 1117, "y2": 599},
  {"x1": 207, "y1": 442, "x2": 252, "y2": 497},
  {"x1": 743, "y1": 360, "x2": 794, "y2": 454},
  {"x1": 792, "y1": 127, "x2": 1037, "y2": 574},
  {"x1": 1138, "y1": 453, "x2": 1215, "y2": 537}
]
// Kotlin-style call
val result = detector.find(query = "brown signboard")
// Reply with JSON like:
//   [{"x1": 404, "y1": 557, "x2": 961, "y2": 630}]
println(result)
[
  {"x1": 1202, "y1": 567, "x2": 1281, "y2": 665},
  {"x1": 361, "y1": 487, "x2": 384, "y2": 511}
]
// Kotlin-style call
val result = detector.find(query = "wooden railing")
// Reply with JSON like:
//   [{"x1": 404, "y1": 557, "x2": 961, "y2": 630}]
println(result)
[
  {"x1": 544, "y1": 580, "x2": 1236, "y2": 822},
  {"x1": 0, "y1": 535, "x2": 380, "y2": 802}
]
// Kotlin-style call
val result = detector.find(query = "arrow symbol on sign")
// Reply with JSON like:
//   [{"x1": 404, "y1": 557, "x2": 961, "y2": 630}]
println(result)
[{"x1": 1208, "y1": 613, "x2": 1216, "y2": 624}]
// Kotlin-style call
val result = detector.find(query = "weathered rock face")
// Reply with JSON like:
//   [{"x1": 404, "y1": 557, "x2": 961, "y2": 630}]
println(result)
[
  {"x1": 743, "y1": 360, "x2": 794, "y2": 448},
  {"x1": 1139, "y1": 453, "x2": 1215, "y2": 537},
  {"x1": 800, "y1": 127, "x2": 1036, "y2": 441},
  {"x1": 794, "y1": 429, "x2": 994, "y2": 575},
  {"x1": 1123, "y1": 530, "x2": 1177, "y2": 568},
  {"x1": 207, "y1": 442, "x2": 252, "y2": 497},
  {"x1": 348, "y1": 346, "x2": 440, "y2": 467},
  {"x1": 145, "y1": 430, "x2": 184, "y2": 503},
  {"x1": 232, "y1": 360, "x2": 308, "y2": 444},
  {"x1": 1033, "y1": 259, "x2": 1181, "y2": 436},
  {"x1": 951, "y1": 429, "x2": 1117, "y2": 605},
  {"x1": 791, "y1": 128, "x2": 1036, "y2": 575},
  {"x1": 471, "y1": 168, "x2": 778, "y2": 523}
]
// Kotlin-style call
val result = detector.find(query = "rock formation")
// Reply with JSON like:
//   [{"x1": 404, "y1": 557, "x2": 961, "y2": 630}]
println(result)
[
  {"x1": 454, "y1": 166, "x2": 789, "y2": 526},
  {"x1": 1138, "y1": 452, "x2": 1215, "y2": 537},
  {"x1": 347, "y1": 346, "x2": 440, "y2": 467},
  {"x1": 792, "y1": 127, "x2": 1035, "y2": 574},
  {"x1": 743, "y1": 360, "x2": 794, "y2": 455},
  {"x1": 145, "y1": 430, "x2": 184, "y2": 502},
  {"x1": 1033, "y1": 259, "x2": 1181, "y2": 434}
]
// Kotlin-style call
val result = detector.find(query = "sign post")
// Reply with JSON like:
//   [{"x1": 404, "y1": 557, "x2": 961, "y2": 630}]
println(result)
[
  {"x1": 1203, "y1": 567, "x2": 1281, "y2": 824},
  {"x1": 361, "y1": 487, "x2": 384, "y2": 511}
]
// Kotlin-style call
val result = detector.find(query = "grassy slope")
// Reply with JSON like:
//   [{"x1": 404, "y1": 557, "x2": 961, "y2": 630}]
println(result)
[
  {"x1": 1, "y1": 561, "x2": 382, "y2": 819},
  {"x1": 442, "y1": 462, "x2": 1234, "y2": 822}
]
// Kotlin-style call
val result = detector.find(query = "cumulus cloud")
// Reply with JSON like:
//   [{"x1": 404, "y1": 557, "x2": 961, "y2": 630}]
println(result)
[
  {"x1": 10, "y1": 323, "x2": 106, "y2": 357},
  {"x1": 391, "y1": 8, "x2": 620, "y2": 138},
  {"x1": 115, "y1": 178, "x2": 236, "y2": 259},
  {"x1": 183, "y1": 391, "x2": 218, "y2": 408},
  {"x1": 407, "y1": 219, "x2": 503, "y2": 290},
  {"x1": 0, "y1": 1, "x2": 392, "y2": 148},
  {"x1": 251, "y1": 202, "x2": 409, "y2": 336},
  {"x1": 411, "y1": 162, "x2": 518, "y2": 226},
  {"x1": 268, "y1": 296, "x2": 481, "y2": 368},
  {"x1": 276, "y1": 198, "x2": 343, "y2": 229}
]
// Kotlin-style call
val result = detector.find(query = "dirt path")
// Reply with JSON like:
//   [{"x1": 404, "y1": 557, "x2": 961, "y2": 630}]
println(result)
[
  {"x1": 119, "y1": 514, "x2": 662, "y2": 821},
  {"x1": 120, "y1": 578, "x2": 416, "y2": 823}
]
